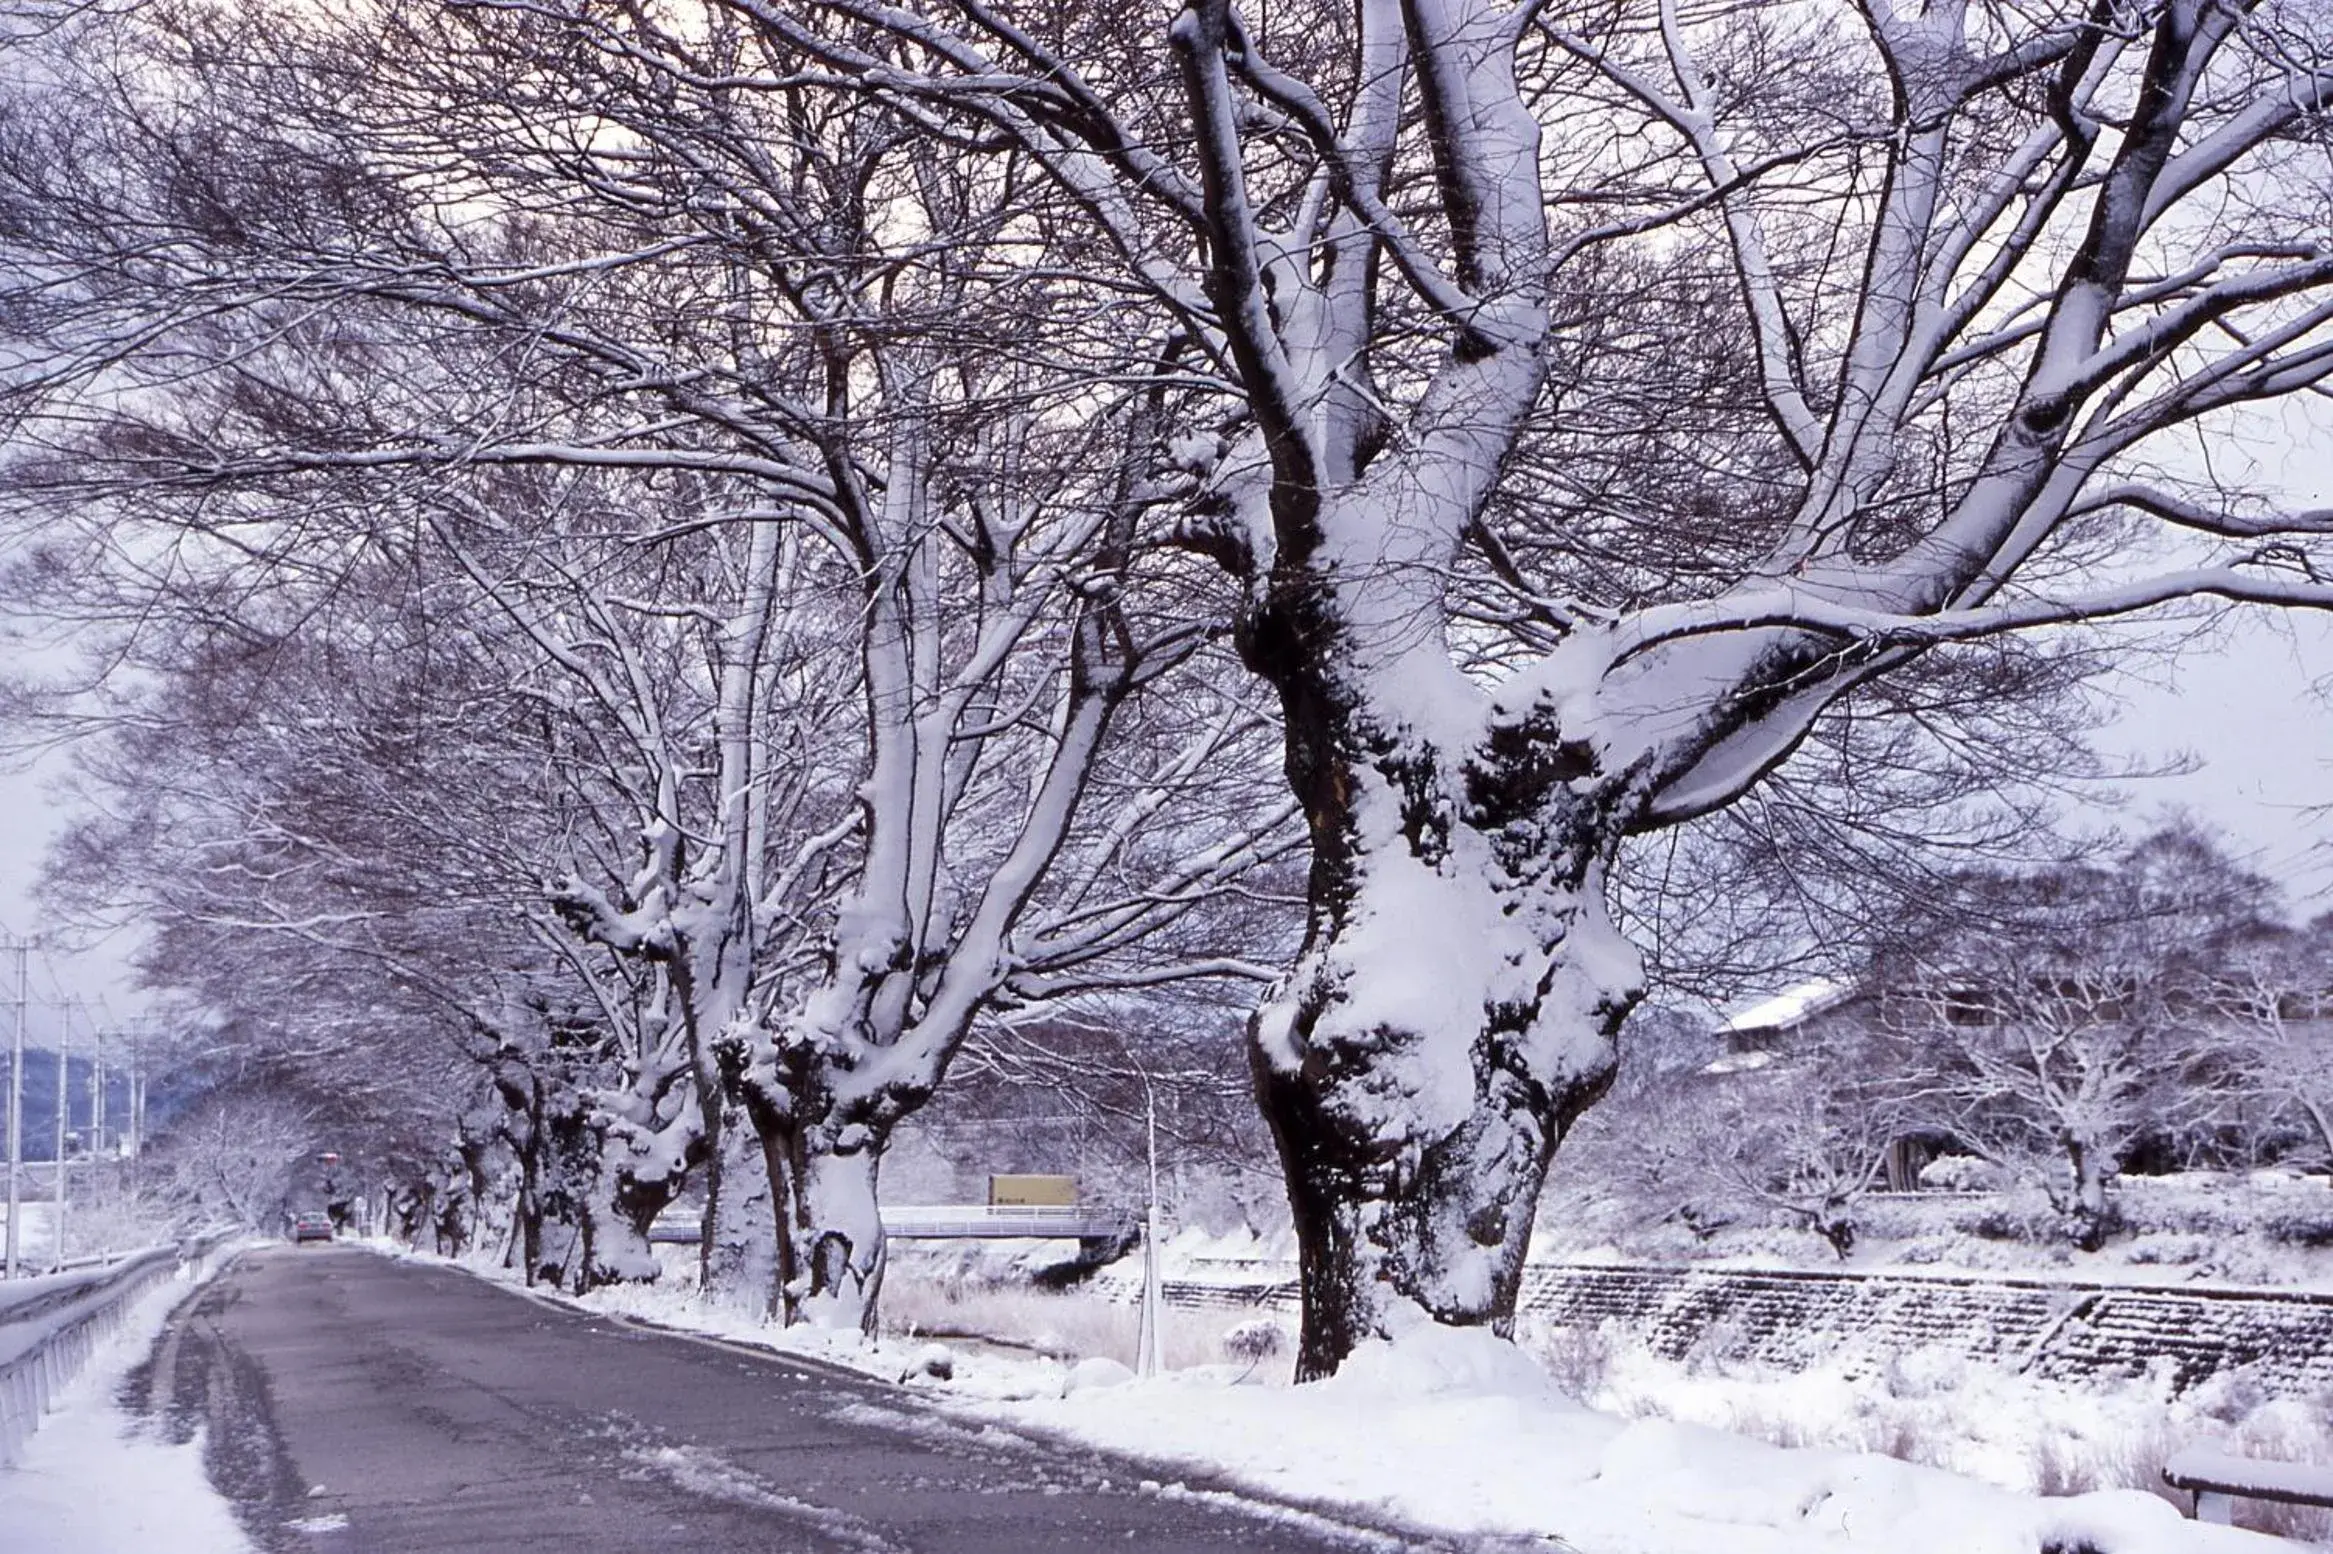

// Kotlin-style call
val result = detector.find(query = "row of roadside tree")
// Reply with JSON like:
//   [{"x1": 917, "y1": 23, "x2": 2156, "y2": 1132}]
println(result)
[{"x1": 3, "y1": 0, "x2": 2331, "y2": 1375}]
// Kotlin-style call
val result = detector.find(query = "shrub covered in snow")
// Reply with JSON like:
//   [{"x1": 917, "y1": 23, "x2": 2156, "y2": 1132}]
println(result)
[
  {"x1": 1221, "y1": 1317, "x2": 1287, "y2": 1365},
  {"x1": 895, "y1": 1343, "x2": 956, "y2": 1382},
  {"x1": 1918, "y1": 1154, "x2": 2005, "y2": 1192}
]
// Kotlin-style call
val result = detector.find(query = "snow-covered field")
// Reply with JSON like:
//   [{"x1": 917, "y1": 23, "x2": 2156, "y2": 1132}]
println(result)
[
  {"x1": 0, "y1": 1260, "x2": 250, "y2": 1554},
  {"x1": 1527, "y1": 1317, "x2": 2333, "y2": 1541},
  {"x1": 463, "y1": 1239, "x2": 2314, "y2": 1554}
]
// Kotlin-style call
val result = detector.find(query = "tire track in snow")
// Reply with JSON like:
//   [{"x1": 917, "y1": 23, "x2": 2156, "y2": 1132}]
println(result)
[{"x1": 618, "y1": 1438, "x2": 910, "y2": 1552}]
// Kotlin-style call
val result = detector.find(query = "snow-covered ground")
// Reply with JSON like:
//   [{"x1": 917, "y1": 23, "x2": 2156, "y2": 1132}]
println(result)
[
  {"x1": 10, "y1": 1229, "x2": 2320, "y2": 1554},
  {"x1": 1532, "y1": 1318, "x2": 2333, "y2": 1537},
  {"x1": 0, "y1": 1259, "x2": 250, "y2": 1554},
  {"x1": 434, "y1": 1239, "x2": 2308, "y2": 1554},
  {"x1": 1530, "y1": 1173, "x2": 2333, "y2": 1292},
  {"x1": 968, "y1": 1326, "x2": 2276, "y2": 1554}
]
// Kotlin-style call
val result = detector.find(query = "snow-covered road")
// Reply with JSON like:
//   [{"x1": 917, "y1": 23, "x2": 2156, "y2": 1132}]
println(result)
[{"x1": 92, "y1": 1245, "x2": 1440, "y2": 1553}]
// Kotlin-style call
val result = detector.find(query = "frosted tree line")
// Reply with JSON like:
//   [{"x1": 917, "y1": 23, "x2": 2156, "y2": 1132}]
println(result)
[
  {"x1": 2, "y1": 0, "x2": 2330, "y2": 1376},
  {"x1": 1558, "y1": 825, "x2": 2333, "y2": 1260}
]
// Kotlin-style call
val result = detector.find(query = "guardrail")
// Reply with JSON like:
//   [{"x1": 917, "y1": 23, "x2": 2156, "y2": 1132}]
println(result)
[
  {"x1": 0, "y1": 1233, "x2": 232, "y2": 1467},
  {"x1": 2164, "y1": 1443, "x2": 2333, "y2": 1524}
]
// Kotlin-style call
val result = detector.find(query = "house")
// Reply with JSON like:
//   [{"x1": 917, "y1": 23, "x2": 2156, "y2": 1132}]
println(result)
[
  {"x1": 1711, "y1": 975, "x2": 1936, "y2": 1190},
  {"x1": 1716, "y1": 977, "x2": 1866, "y2": 1054}
]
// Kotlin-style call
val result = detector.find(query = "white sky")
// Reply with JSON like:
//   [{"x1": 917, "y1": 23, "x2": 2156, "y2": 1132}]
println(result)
[
  {"x1": 0, "y1": 746, "x2": 142, "y2": 1043},
  {"x1": 2091, "y1": 609, "x2": 2333, "y2": 910}
]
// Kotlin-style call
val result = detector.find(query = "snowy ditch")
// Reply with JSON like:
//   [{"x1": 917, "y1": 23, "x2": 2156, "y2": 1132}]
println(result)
[
  {"x1": 1086, "y1": 1253, "x2": 2333, "y2": 1542},
  {"x1": 0, "y1": 1243, "x2": 211, "y2": 1466}
]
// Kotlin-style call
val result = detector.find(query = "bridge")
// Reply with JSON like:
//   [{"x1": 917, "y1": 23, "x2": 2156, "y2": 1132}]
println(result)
[
  {"x1": 648, "y1": 1204, "x2": 1139, "y2": 1244},
  {"x1": 876, "y1": 1204, "x2": 1138, "y2": 1240}
]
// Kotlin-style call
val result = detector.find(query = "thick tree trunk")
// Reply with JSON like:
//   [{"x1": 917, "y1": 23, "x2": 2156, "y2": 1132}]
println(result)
[
  {"x1": 392, "y1": 1184, "x2": 432, "y2": 1245},
  {"x1": 595, "y1": 1152, "x2": 680, "y2": 1289},
  {"x1": 514, "y1": 1133, "x2": 543, "y2": 1282},
  {"x1": 693, "y1": 1119, "x2": 774, "y2": 1309},
  {"x1": 2059, "y1": 1133, "x2": 2118, "y2": 1250},
  {"x1": 779, "y1": 1132, "x2": 888, "y2": 1333},
  {"x1": 692, "y1": 1079, "x2": 728, "y2": 1293},
  {"x1": 740, "y1": 1078, "x2": 892, "y2": 1333},
  {"x1": 530, "y1": 1088, "x2": 608, "y2": 1291},
  {"x1": 580, "y1": 1058, "x2": 705, "y2": 1291},
  {"x1": 1246, "y1": 729, "x2": 1641, "y2": 1378}
]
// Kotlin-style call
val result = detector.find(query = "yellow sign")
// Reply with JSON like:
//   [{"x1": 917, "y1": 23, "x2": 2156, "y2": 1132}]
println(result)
[{"x1": 987, "y1": 1174, "x2": 1076, "y2": 1206}]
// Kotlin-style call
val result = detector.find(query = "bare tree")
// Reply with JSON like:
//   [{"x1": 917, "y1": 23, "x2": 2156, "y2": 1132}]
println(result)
[
  {"x1": 24, "y1": 504, "x2": 679, "y2": 1287},
  {"x1": 1547, "y1": 1012, "x2": 1896, "y2": 1257},
  {"x1": 11, "y1": 0, "x2": 2332, "y2": 1372},
  {"x1": 772, "y1": 0, "x2": 2333, "y2": 1371},
  {"x1": 2219, "y1": 914, "x2": 2333, "y2": 1164},
  {"x1": 0, "y1": 0, "x2": 1304, "y2": 1329},
  {"x1": 147, "y1": 1082, "x2": 321, "y2": 1232},
  {"x1": 1711, "y1": 1055, "x2": 1902, "y2": 1259},
  {"x1": 1882, "y1": 826, "x2": 2279, "y2": 1246}
]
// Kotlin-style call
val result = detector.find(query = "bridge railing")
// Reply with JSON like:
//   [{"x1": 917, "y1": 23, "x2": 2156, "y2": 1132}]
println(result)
[
  {"x1": 879, "y1": 1205, "x2": 1137, "y2": 1240},
  {"x1": 645, "y1": 1204, "x2": 1140, "y2": 1245}
]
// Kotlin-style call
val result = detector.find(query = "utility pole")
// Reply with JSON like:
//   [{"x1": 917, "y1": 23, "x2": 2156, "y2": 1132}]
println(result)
[
  {"x1": 1131, "y1": 1059, "x2": 1165, "y2": 1379},
  {"x1": 4, "y1": 937, "x2": 29, "y2": 1279},
  {"x1": 90, "y1": 1025, "x2": 105, "y2": 1164},
  {"x1": 51, "y1": 1002, "x2": 69, "y2": 1272},
  {"x1": 127, "y1": 1021, "x2": 143, "y2": 1200}
]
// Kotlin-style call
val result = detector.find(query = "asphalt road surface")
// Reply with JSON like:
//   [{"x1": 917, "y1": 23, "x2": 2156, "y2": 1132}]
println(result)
[{"x1": 128, "y1": 1246, "x2": 1453, "y2": 1554}]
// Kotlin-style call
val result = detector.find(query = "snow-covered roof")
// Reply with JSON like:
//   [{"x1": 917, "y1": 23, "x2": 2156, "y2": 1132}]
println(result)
[{"x1": 1718, "y1": 977, "x2": 1857, "y2": 1036}]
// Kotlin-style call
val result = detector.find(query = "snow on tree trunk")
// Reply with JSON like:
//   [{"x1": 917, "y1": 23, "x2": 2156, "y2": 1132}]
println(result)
[
  {"x1": 774, "y1": 1125, "x2": 888, "y2": 1334},
  {"x1": 707, "y1": 1120, "x2": 780, "y2": 1315},
  {"x1": 1248, "y1": 674, "x2": 1641, "y2": 1377},
  {"x1": 2059, "y1": 1133, "x2": 2118, "y2": 1251},
  {"x1": 688, "y1": 1064, "x2": 730, "y2": 1292},
  {"x1": 524, "y1": 1083, "x2": 637, "y2": 1294}
]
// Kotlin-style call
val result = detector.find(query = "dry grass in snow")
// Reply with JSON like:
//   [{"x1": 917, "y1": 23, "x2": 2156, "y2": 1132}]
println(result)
[
  {"x1": 877, "y1": 1266, "x2": 1278, "y2": 1376},
  {"x1": 1513, "y1": 1313, "x2": 2333, "y2": 1545}
]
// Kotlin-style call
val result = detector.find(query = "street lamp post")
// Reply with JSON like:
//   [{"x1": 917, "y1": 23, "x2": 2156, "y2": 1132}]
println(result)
[{"x1": 1138, "y1": 1078, "x2": 1166, "y2": 1372}]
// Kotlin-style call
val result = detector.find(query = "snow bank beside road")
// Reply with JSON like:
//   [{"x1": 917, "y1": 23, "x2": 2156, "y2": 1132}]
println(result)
[
  {"x1": 465, "y1": 1243, "x2": 2288, "y2": 1554},
  {"x1": 951, "y1": 1324, "x2": 2274, "y2": 1554},
  {"x1": 0, "y1": 1261, "x2": 250, "y2": 1554}
]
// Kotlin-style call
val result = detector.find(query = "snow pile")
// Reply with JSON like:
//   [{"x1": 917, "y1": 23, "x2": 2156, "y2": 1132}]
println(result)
[
  {"x1": 978, "y1": 1325, "x2": 2284, "y2": 1554},
  {"x1": 1324, "y1": 1320, "x2": 1560, "y2": 1400},
  {"x1": 421, "y1": 1244, "x2": 2301, "y2": 1553},
  {"x1": 0, "y1": 1264, "x2": 250, "y2": 1554}
]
